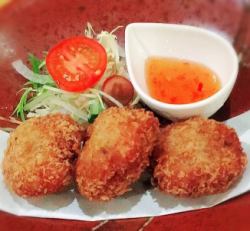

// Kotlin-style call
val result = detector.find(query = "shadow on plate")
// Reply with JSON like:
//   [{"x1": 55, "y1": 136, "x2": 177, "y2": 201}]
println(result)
[
  {"x1": 149, "y1": 170, "x2": 246, "y2": 213},
  {"x1": 75, "y1": 172, "x2": 152, "y2": 216},
  {"x1": 25, "y1": 189, "x2": 75, "y2": 210},
  {"x1": 212, "y1": 97, "x2": 231, "y2": 121}
]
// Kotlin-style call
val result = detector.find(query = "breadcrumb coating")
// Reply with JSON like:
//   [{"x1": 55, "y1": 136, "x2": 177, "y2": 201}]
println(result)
[
  {"x1": 76, "y1": 107, "x2": 160, "y2": 201},
  {"x1": 2, "y1": 114, "x2": 85, "y2": 197},
  {"x1": 153, "y1": 117, "x2": 247, "y2": 197}
]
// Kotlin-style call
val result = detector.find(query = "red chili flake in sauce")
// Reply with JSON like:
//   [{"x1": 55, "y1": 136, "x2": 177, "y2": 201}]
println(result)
[{"x1": 145, "y1": 57, "x2": 221, "y2": 104}]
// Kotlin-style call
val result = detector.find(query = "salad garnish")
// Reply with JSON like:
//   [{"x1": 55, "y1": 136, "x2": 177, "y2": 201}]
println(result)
[{"x1": 9, "y1": 23, "x2": 139, "y2": 124}]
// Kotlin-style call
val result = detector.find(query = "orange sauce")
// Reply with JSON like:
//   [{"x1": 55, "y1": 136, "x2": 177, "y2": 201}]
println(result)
[{"x1": 145, "y1": 57, "x2": 221, "y2": 104}]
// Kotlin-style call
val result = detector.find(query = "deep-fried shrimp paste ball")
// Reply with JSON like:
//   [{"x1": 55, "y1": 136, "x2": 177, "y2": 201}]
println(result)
[
  {"x1": 153, "y1": 117, "x2": 247, "y2": 197},
  {"x1": 2, "y1": 114, "x2": 85, "y2": 197},
  {"x1": 76, "y1": 107, "x2": 160, "y2": 201}
]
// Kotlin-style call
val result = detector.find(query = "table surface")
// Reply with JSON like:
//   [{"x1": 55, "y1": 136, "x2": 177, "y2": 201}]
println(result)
[{"x1": 0, "y1": 0, "x2": 250, "y2": 230}]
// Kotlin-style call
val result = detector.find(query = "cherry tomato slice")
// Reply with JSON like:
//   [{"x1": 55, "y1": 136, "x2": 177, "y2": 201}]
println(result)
[
  {"x1": 46, "y1": 36, "x2": 107, "y2": 92},
  {"x1": 101, "y1": 75, "x2": 134, "y2": 106}
]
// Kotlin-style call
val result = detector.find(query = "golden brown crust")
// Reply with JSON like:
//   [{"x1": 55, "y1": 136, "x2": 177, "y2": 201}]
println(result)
[
  {"x1": 2, "y1": 114, "x2": 85, "y2": 197},
  {"x1": 76, "y1": 107, "x2": 160, "y2": 201},
  {"x1": 153, "y1": 117, "x2": 247, "y2": 197}
]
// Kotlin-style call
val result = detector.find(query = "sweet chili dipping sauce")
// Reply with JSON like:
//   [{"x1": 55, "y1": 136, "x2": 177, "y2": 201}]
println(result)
[{"x1": 145, "y1": 57, "x2": 221, "y2": 104}]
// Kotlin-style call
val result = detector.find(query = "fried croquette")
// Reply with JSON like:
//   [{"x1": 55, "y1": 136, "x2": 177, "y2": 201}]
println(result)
[
  {"x1": 2, "y1": 114, "x2": 85, "y2": 197},
  {"x1": 153, "y1": 117, "x2": 247, "y2": 197},
  {"x1": 76, "y1": 107, "x2": 160, "y2": 201}
]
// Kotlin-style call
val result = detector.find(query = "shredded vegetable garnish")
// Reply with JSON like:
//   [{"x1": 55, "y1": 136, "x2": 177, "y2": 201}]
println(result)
[
  {"x1": 12, "y1": 60, "x2": 55, "y2": 85},
  {"x1": 11, "y1": 23, "x2": 139, "y2": 124},
  {"x1": 0, "y1": 116, "x2": 21, "y2": 132},
  {"x1": 0, "y1": 116, "x2": 22, "y2": 125},
  {"x1": 85, "y1": 23, "x2": 128, "y2": 85}
]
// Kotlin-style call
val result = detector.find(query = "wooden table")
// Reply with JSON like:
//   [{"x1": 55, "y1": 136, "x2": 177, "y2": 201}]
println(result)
[{"x1": 0, "y1": 0, "x2": 250, "y2": 230}]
